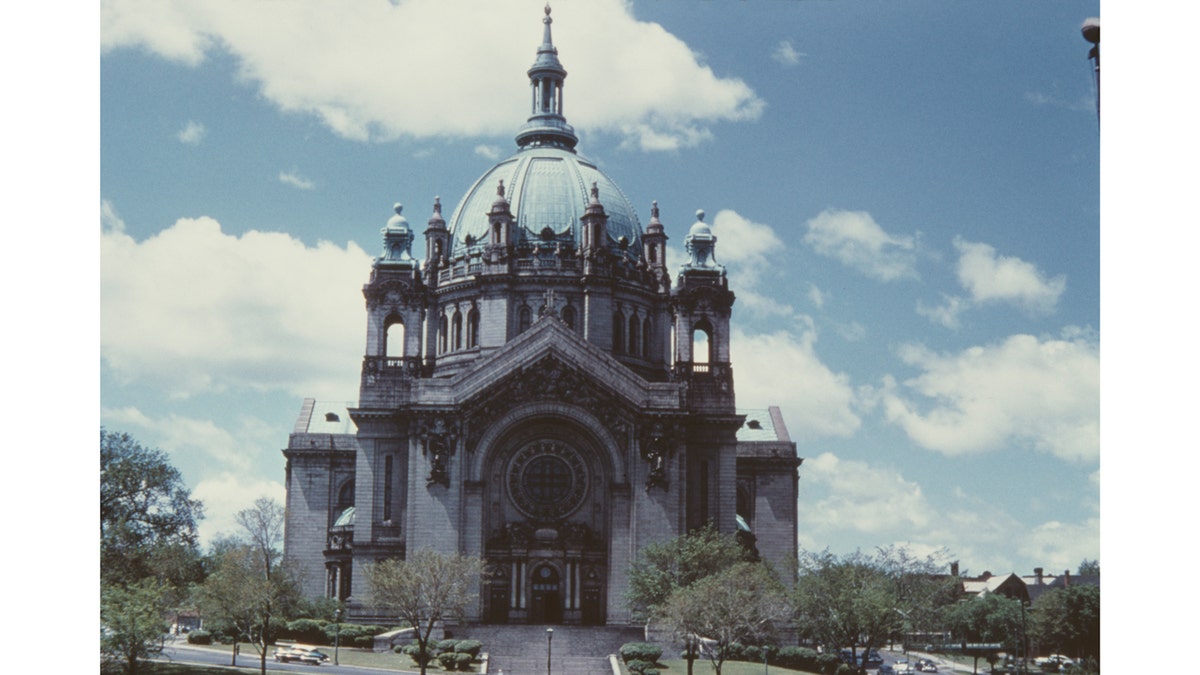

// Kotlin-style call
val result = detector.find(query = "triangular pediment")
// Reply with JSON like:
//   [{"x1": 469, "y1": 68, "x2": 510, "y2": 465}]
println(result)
[{"x1": 450, "y1": 315, "x2": 680, "y2": 412}]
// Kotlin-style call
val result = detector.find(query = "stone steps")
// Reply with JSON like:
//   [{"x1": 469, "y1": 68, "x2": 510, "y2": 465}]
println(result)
[{"x1": 448, "y1": 624, "x2": 645, "y2": 674}]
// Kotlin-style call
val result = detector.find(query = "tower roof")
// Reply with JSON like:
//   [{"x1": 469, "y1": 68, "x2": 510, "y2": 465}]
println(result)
[{"x1": 446, "y1": 6, "x2": 643, "y2": 262}]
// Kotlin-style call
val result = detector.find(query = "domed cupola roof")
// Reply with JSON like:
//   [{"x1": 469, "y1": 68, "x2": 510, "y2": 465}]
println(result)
[{"x1": 446, "y1": 5, "x2": 643, "y2": 263}]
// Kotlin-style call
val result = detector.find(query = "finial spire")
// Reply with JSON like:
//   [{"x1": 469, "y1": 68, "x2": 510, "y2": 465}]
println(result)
[{"x1": 516, "y1": 5, "x2": 578, "y2": 151}]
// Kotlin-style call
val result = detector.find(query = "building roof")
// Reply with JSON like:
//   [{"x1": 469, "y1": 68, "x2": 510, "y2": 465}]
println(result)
[{"x1": 294, "y1": 398, "x2": 357, "y2": 435}]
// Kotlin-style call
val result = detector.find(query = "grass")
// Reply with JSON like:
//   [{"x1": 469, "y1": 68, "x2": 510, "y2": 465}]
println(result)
[
  {"x1": 169, "y1": 641, "x2": 479, "y2": 672},
  {"x1": 653, "y1": 658, "x2": 820, "y2": 675}
]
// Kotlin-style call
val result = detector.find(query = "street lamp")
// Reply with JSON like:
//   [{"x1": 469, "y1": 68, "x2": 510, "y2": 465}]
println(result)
[
  {"x1": 546, "y1": 627, "x2": 554, "y2": 675},
  {"x1": 334, "y1": 607, "x2": 342, "y2": 666}
]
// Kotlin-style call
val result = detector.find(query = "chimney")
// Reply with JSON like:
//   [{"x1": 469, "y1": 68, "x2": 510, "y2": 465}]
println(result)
[
  {"x1": 950, "y1": 561, "x2": 959, "y2": 577},
  {"x1": 1064, "y1": 569, "x2": 1071, "y2": 587},
  {"x1": 1034, "y1": 567, "x2": 1044, "y2": 585}
]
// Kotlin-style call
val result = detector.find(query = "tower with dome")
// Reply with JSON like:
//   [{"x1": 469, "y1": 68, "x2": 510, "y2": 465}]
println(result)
[{"x1": 282, "y1": 6, "x2": 800, "y2": 626}]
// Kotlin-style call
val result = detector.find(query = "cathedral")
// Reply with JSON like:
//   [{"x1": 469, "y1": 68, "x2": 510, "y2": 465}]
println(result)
[{"x1": 282, "y1": 7, "x2": 801, "y2": 626}]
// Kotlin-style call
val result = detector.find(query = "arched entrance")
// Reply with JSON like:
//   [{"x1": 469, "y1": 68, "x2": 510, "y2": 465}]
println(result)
[
  {"x1": 475, "y1": 410, "x2": 619, "y2": 625},
  {"x1": 529, "y1": 563, "x2": 562, "y2": 624}
]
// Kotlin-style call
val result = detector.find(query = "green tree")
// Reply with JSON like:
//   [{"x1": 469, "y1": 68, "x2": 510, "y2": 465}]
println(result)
[
  {"x1": 656, "y1": 562, "x2": 792, "y2": 675},
  {"x1": 792, "y1": 547, "x2": 952, "y2": 674},
  {"x1": 1031, "y1": 585, "x2": 1100, "y2": 666},
  {"x1": 364, "y1": 549, "x2": 483, "y2": 675},
  {"x1": 625, "y1": 524, "x2": 753, "y2": 620},
  {"x1": 101, "y1": 429, "x2": 204, "y2": 587},
  {"x1": 942, "y1": 593, "x2": 1024, "y2": 670},
  {"x1": 197, "y1": 498, "x2": 300, "y2": 675},
  {"x1": 101, "y1": 579, "x2": 169, "y2": 675},
  {"x1": 1077, "y1": 559, "x2": 1099, "y2": 576}
]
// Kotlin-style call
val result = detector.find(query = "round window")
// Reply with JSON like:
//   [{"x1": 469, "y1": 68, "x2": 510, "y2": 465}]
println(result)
[{"x1": 507, "y1": 440, "x2": 588, "y2": 520}]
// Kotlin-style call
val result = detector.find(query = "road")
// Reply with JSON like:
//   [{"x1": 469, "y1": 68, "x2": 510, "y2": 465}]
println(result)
[{"x1": 153, "y1": 641, "x2": 399, "y2": 674}]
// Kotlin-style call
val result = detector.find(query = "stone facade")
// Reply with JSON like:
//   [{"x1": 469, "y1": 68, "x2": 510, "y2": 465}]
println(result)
[{"x1": 281, "y1": 6, "x2": 801, "y2": 626}]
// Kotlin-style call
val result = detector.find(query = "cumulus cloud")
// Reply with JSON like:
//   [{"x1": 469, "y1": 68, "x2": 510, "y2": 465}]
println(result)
[
  {"x1": 879, "y1": 331, "x2": 1099, "y2": 461},
  {"x1": 101, "y1": 205, "x2": 371, "y2": 399},
  {"x1": 102, "y1": 405, "x2": 271, "y2": 471},
  {"x1": 101, "y1": 0, "x2": 763, "y2": 150},
  {"x1": 1018, "y1": 518, "x2": 1101, "y2": 573},
  {"x1": 731, "y1": 324, "x2": 861, "y2": 440},
  {"x1": 798, "y1": 453, "x2": 935, "y2": 535},
  {"x1": 193, "y1": 472, "x2": 287, "y2": 545},
  {"x1": 474, "y1": 145, "x2": 501, "y2": 160},
  {"x1": 278, "y1": 170, "x2": 315, "y2": 190},
  {"x1": 177, "y1": 120, "x2": 205, "y2": 145},
  {"x1": 803, "y1": 209, "x2": 919, "y2": 281},
  {"x1": 771, "y1": 40, "x2": 804, "y2": 67},
  {"x1": 953, "y1": 238, "x2": 1065, "y2": 313}
]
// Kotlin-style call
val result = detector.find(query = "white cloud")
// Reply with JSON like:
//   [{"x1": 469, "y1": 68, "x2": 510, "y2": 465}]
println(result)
[
  {"x1": 771, "y1": 40, "x2": 804, "y2": 67},
  {"x1": 731, "y1": 325, "x2": 860, "y2": 441},
  {"x1": 101, "y1": 208, "x2": 371, "y2": 399},
  {"x1": 804, "y1": 209, "x2": 918, "y2": 281},
  {"x1": 954, "y1": 238, "x2": 1065, "y2": 313},
  {"x1": 1018, "y1": 518, "x2": 1101, "y2": 573},
  {"x1": 279, "y1": 170, "x2": 315, "y2": 190},
  {"x1": 193, "y1": 472, "x2": 286, "y2": 545},
  {"x1": 177, "y1": 120, "x2": 206, "y2": 145},
  {"x1": 798, "y1": 453, "x2": 935, "y2": 535},
  {"x1": 101, "y1": 199, "x2": 126, "y2": 233},
  {"x1": 807, "y1": 283, "x2": 826, "y2": 309},
  {"x1": 101, "y1": 405, "x2": 267, "y2": 471},
  {"x1": 474, "y1": 145, "x2": 501, "y2": 160},
  {"x1": 880, "y1": 331, "x2": 1099, "y2": 461},
  {"x1": 916, "y1": 292, "x2": 967, "y2": 329},
  {"x1": 101, "y1": 0, "x2": 763, "y2": 150}
]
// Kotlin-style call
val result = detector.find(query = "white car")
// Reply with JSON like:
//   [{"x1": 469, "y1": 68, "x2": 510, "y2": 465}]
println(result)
[
  {"x1": 273, "y1": 645, "x2": 330, "y2": 665},
  {"x1": 1035, "y1": 654, "x2": 1074, "y2": 671}
]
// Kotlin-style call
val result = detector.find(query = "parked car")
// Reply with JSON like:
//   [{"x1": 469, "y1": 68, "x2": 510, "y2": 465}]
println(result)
[
  {"x1": 879, "y1": 665, "x2": 897, "y2": 675},
  {"x1": 1035, "y1": 654, "x2": 1074, "y2": 671},
  {"x1": 273, "y1": 644, "x2": 330, "y2": 665},
  {"x1": 915, "y1": 657, "x2": 939, "y2": 672},
  {"x1": 893, "y1": 660, "x2": 914, "y2": 674}
]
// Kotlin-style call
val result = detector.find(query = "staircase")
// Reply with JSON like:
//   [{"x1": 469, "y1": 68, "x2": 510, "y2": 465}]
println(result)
[{"x1": 449, "y1": 624, "x2": 644, "y2": 675}]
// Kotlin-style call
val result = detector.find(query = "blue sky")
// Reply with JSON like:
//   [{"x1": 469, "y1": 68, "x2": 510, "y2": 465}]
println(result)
[{"x1": 94, "y1": 0, "x2": 1107, "y2": 577}]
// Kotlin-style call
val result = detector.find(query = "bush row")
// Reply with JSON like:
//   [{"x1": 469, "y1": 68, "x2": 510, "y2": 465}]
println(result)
[{"x1": 396, "y1": 638, "x2": 484, "y2": 670}]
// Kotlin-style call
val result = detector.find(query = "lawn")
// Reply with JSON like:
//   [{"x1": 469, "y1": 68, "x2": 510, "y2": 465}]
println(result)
[
  {"x1": 168, "y1": 642, "x2": 479, "y2": 672},
  {"x1": 652, "y1": 658, "x2": 819, "y2": 675}
]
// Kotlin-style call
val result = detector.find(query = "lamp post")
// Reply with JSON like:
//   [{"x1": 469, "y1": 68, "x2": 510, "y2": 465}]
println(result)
[
  {"x1": 334, "y1": 607, "x2": 342, "y2": 666},
  {"x1": 546, "y1": 627, "x2": 553, "y2": 675}
]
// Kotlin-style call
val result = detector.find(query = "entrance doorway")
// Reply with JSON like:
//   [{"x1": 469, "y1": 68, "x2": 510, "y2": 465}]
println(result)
[{"x1": 529, "y1": 564, "x2": 562, "y2": 624}]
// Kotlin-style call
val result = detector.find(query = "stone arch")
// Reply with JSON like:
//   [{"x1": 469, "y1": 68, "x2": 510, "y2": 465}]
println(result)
[{"x1": 466, "y1": 401, "x2": 627, "y2": 482}]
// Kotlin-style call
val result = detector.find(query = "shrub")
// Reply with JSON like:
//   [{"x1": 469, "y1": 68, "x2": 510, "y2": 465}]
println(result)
[
  {"x1": 454, "y1": 652, "x2": 474, "y2": 669},
  {"x1": 438, "y1": 651, "x2": 460, "y2": 670},
  {"x1": 626, "y1": 659, "x2": 653, "y2": 674},
  {"x1": 403, "y1": 642, "x2": 435, "y2": 667},
  {"x1": 283, "y1": 618, "x2": 328, "y2": 645},
  {"x1": 353, "y1": 635, "x2": 374, "y2": 648},
  {"x1": 187, "y1": 630, "x2": 212, "y2": 645},
  {"x1": 455, "y1": 639, "x2": 483, "y2": 657},
  {"x1": 817, "y1": 653, "x2": 845, "y2": 674},
  {"x1": 437, "y1": 638, "x2": 459, "y2": 651},
  {"x1": 643, "y1": 669, "x2": 660, "y2": 675},
  {"x1": 620, "y1": 642, "x2": 663, "y2": 664}
]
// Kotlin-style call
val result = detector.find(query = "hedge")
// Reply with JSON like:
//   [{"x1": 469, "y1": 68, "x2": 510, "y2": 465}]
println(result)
[{"x1": 620, "y1": 642, "x2": 664, "y2": 664}]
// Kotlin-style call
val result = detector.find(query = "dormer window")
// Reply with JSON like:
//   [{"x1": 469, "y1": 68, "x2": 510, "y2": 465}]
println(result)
[{"x1": 325, "y1": 412, "x2": 340, "y2": 423}]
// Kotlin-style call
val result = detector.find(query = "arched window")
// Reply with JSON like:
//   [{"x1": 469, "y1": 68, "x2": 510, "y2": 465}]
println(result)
[
  {"x1": 642, "y1": 317, "x2": 652, "y2": 360},
  {"x1": 385, "y1": 318, "x2": 405, "y2": 358},
  {"x1": 613, "y1": 311, "x2": 625, "y2": 354},
  {"x1": 628, "y1": 311, "x2": 640, "y2": 357},
  {"x1": 336, "y1": 480, "x2": 355, "y2": 513},
  {"x1": 452, "y1": 311, "x2": 463, "y2": 351},
  {"x1": 438, "y1": 315, "x2": 448, "y2": 355},
  {"x1": 467, "y1": 308, "x2": 479, "y2": 348},
  {"x1": 692, "y1": 319, "x2": 713, "y2": 364},
  {"x1": 519, "y1": 306, "x2": 532, "y2": 334},
  {"x1": 562, "y1": 305, "x2": 576, "y2": 330}
]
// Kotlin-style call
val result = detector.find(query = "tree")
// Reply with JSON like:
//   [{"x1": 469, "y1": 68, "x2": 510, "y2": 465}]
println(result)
[
  {"x1": 942, "y1": 593, "x2": 1024, "y2": 671},
  {"x1": 1077, "y1": 559, "x2": 1100, "y2": 576},
  {"x1": 656, "y1": 562, "x2": 792, "y2": 675},
  {"x1": 364, "y1": 548, "x2": 483, "y2": 675},
  {"x1": 625, "y1": 524, "x2": 754, "y2": 620},
  {"x1": 101, "y1": 429, "x2": 204, "y2": 587},
  {"x1": 1031, "y1": 585, "x2": 1100, "y2": 666},
  {"x1": 197, "y1": 498, "x2": 299, "y2": 675},
  {"x1": 792, "y1": 547, "x2": 953, "y2": 674},
  {"x1": 101, "y1": 579, "x2": 169, "y2": 675}
]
